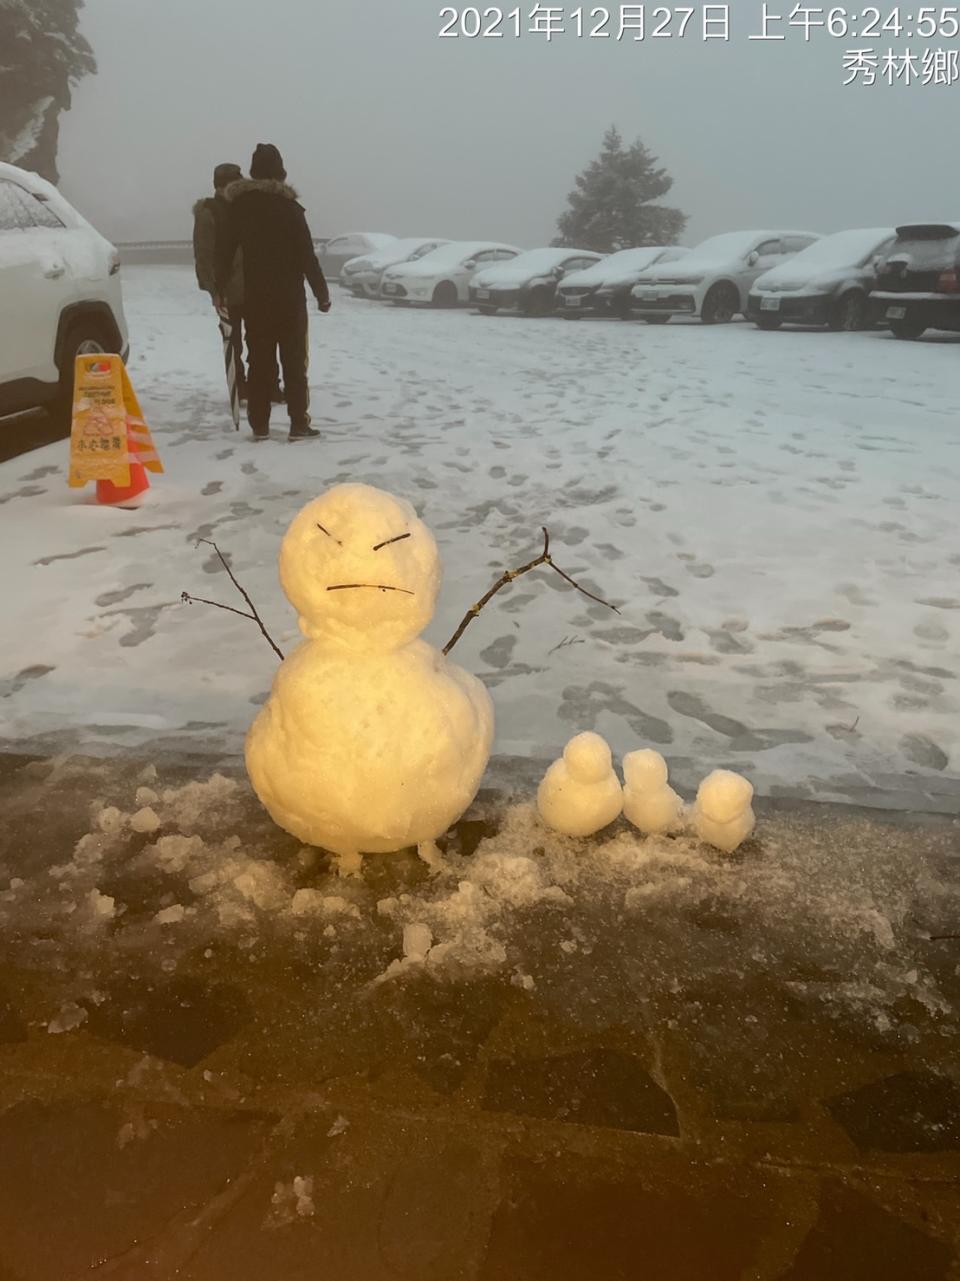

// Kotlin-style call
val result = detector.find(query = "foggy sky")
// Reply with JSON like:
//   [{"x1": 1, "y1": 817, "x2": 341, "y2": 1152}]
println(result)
[{"x1": 59, "y1": 0, "x2": 953, "y2": 248}]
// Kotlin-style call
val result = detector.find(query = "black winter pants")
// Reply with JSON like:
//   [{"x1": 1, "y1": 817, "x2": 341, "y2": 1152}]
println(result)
[{"x1": 246, "y1": 303, "x2": 310, "y2": 434}]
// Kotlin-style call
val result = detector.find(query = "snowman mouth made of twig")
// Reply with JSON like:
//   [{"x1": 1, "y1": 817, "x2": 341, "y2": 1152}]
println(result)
[{"x1": 326, "y1": 583, "x2": 415, "y2": 596}]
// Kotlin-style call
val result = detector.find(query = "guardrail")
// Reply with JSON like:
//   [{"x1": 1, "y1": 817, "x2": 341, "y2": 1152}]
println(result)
[{"x1": 116, "y1": 238, "x2": 331, "y2": 265}]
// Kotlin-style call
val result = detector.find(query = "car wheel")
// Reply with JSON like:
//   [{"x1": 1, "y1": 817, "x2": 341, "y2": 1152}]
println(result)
[
  {"x1": 830, "y1": 291, "x2": 866, "y2": 332},
  {"x1": 52, "y1": 323, "x2": 108, "y2": 427},
  {"x1": 523, "y1": 288, "x2": 553, "y2": 318},
  {"x1": 432, "y1": 281, "x2": 458, "y2": 308},
  {"x1": 890, "y1": 318, "x2": 926, "y2": 340},
  {"x1": 756, "y1": 315, "x2": 782, "y2": 331},
  {"x1": 643, "y1": 315, "x2": 671, "y2": 325},
  {"x1": 701, "y1": 283, "x2": 739, "y2": 325},
  {"x1": 611, "y1": 295, "x2": 632, "y2": 320}
]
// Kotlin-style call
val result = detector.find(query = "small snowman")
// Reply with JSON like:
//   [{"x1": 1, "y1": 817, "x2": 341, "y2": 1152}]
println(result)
[
  {"x1": 622, "y1": 749, "x2": 684, "y2": 837},
  {"x1": 691, "y1": 769, "x2": 755, "y2": 853},
  {"x1": 246, "y1": 484, "x2": 494, "y2": 876},
  {"x1": 537, "y1": 732, "x2": 623, "y2": 837}
]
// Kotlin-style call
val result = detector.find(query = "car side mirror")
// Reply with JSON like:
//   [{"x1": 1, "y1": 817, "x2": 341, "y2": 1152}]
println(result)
[
  {"x1": 747, "y1": 251, "x2": 759, "y2": 267},
  {"x1": 872, "y1": 255, "x2": 884, "y2": 271},
  {"x1": 463, "y1": 260, "x2": 477, "y2": 270}
]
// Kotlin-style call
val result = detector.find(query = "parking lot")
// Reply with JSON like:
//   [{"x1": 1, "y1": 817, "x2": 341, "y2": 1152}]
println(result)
[{"x1": 1, "y1": 263, "x2": 957, "y2": 805}]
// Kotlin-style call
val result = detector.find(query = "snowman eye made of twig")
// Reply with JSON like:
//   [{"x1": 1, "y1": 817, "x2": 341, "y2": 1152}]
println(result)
[
  {"x1": 316, "y1": 523, "x2": 342, "y2": 545},
  {"x1": 373, "y1": 533, "x2": 411, "y2": 551}
]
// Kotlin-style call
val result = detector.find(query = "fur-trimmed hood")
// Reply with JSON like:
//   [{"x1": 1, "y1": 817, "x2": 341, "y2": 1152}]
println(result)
[{"x1": 224, "y1": 178, "x2": 300, "y2": 204}]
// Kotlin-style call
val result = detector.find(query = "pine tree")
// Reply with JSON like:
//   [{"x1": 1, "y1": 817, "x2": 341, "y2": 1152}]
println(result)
[
  {"x1": 553, "y1": 126, "x2": 687, "y2": 253},
  {"x1": 0, "y1": 0, "x2": 96, "y2": 184}
]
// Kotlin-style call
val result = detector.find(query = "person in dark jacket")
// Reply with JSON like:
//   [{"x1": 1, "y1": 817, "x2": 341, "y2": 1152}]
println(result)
[
  {"x1": 194, "y1": 162, "x2": 247, "y2": 400},
  {"x1": 215, "y1": 143, "x2": 330, "y2": 441}
]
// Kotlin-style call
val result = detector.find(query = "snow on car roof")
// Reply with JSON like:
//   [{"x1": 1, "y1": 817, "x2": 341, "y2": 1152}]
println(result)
[
  {"x1": 894, "y1": 222, "x2": 960, "y2": 238},
  {"x1": 761, "y1": 228, "x2": 893, "y2": 277},
  {"x1": 328, "y1": 232, "x2": 397, "y2": 246},
  {"x1": 417, "y1": 240, "x2": 517, "y2": 264},
  {"x1": 504, "y1": 247, "x2": 599, "y2": 270},
  {"x1": 688, "y1": 230, "x2": 819, "y2": 258}
]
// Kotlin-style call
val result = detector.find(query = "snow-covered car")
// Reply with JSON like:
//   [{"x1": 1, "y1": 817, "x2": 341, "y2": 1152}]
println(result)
[
  {"x1": 340, "y1": 238, "x2": 449, "y2": 297},
  {"x1": 0, "y1": 161, "x2": 129, "y2": 426},
  {"x1": 630, "y1": 230, "x2": 820, "y2": 324},
  {"x1": 558, "y1": 246, "x2": 689, "y2": 318},
  {"x1": 871, "y1": 222, "x2": 960, "y2": 340},
  {"x1": 380, "y1": 241, "x2": 520, "y2": 307},
  {"x1": 748, "y1": 227, "x2": 895, "y2": 331},
  {"x1": 468, "y1": 247, "x2": 602, "y2": 316},
  {"x1": 319, "y1": 232, "x2": 397, "y2": 279}
]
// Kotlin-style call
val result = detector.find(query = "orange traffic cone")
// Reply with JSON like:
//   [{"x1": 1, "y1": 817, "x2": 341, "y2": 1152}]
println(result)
[
  {"x1": 95, "y1": 419, "x2": 151, "y2": 507},
  {"x1": 96, "y1": 461, "x2": 150, "y2": 507}
]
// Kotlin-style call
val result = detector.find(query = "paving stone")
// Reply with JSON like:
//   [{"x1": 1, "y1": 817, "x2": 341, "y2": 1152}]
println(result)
[
  {"x1": 825, "y1": 1071, "x2": 960, "y2": 1153},
  {"x1": 483, "y1": 1048, "x2": 679, "y2": 1135},
  {"x1": 780, "y1": 1184, "x2": 954, "y2": 1281},
  {"x1": 372, "y1": 974, "x2": 514, "y2": 1094},
  {"x1": 84, "y1": 975, "x2": 253, "y2": 1068},
  {"x1": 654, "y1": 981, "x2": 818, "y2": 1123},
  {"x1": 0, "y1": 1100, "x2": 271, "y2": 1279},
  {"x1": 182, "y1": 1111, "x2": 495, "y2": 1281},
  {"x1": 480, "y1": 1155, "x2": 778, "y2": 1281},
  {"x1": 0, "y1": 984, "x2": 27, "y2": 1047}
]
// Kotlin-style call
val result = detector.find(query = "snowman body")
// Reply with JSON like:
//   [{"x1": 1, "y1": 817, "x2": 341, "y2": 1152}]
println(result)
[
  {"x1": 622, "y1": 749, "x2": 685, "y2": 837},
  {"x1": 692, "y1": 769, "x2": 755, "y2": 853},
  {"x1": 246, "y1": 485, "x2": 494, "y2": 863},
  {"x1": 537, "y1": 732, "x2": 623, "y2": 838}
]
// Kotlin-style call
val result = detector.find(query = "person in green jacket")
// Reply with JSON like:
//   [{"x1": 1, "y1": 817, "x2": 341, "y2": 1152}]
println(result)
[{"x1": 193, "y1": 162, "x2": 248, "y2": 402}]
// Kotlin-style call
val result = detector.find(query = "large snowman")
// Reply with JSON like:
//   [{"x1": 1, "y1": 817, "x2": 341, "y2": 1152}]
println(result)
[{"x1": 246, "y1": 483, "x2": 494, "y2": 875}]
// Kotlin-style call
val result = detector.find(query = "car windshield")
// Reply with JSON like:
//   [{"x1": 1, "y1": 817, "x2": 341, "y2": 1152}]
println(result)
[
  {"x1": 415, "y1": 243, "x2": 487, "y2": 267},
  {"x1": 502, "y1": 248, "x2": 575, "y2": 272},
  {"x1": 686, "y1": 232, "x2": 765, "y2": 262},
  {"x1": 603, "y1": 247, "x2": 665, "y2": 270},
  {"x1": 386, "y1": 238, "x2": 427, "y2": 255},
  {"x1": 785, "y1": 228, "x2": 892, "y2": 271}
]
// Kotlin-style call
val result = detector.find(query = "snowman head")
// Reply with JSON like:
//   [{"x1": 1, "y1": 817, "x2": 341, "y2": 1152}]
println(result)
[
  {"x1": 279, "y1": 484, "x2": 441, "y2": 649},
  {"x1": 697, "y1": 770, "x2": 754, "y2": 823},
  {"x1": 563, "y1": 732, "x2": 613, "y2": 785},
  {"x1": 623, "y1": 749, "x2": 669, "y2": 790}
]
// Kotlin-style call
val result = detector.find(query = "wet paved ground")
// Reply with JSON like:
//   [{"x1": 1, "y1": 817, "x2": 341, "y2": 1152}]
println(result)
[{"x1": 0, "y1": 751, "x2": 958, "y2": 1279}]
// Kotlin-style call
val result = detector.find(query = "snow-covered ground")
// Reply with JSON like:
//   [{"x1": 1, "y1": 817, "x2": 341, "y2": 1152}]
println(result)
[{"x1": 1, "y1": 265, "x2": 957, "y2": 802}]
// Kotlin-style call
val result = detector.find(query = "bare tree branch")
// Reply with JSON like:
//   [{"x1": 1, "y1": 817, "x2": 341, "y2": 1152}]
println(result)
[
  {"x1": 183, "y1": 540, "x2": 285, "y2": 662},
  {"x1": 181, "y1": 593, "x2": 256, "y2": 623},
  {"x1": 443, "y1": 526, "x2": 620, "y2": 656}
]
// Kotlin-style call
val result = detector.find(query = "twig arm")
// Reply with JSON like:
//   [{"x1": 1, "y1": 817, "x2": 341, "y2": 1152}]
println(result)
[
  {"x1": 443, "y1": 526, "x2": 619, "y2": 656},
  {"x1": 185, "y1": 540, "x2": 285, "y2": 662},
  {"x1": 181, "y1": 593, "x2": 256, "y2": 623}
]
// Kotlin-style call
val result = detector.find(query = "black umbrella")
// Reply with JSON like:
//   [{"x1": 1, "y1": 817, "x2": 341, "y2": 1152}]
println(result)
[{"x1": 216, "y1": 305, "x2": 241, "y2": 430}]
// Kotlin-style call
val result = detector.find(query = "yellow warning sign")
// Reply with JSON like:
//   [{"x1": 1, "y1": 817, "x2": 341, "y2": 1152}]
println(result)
[{"x1": 68, "y1": 356, "x2": 163, "y2": 489}]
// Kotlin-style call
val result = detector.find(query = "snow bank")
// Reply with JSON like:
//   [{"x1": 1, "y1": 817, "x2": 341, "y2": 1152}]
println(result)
[{"x1": 2, "y1": 764, "x2": 954, "y2": 1049}]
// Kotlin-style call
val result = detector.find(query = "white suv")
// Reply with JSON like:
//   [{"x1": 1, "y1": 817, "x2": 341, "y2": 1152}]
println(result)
[
  {"x1": 631, "y1": 230, "x2": 820, "y2": 324},
  {"x1": 0, "y1": 161, "x2": 129, "y2": 425}
]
